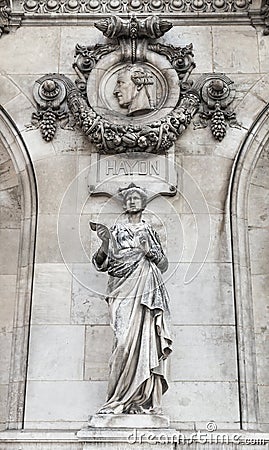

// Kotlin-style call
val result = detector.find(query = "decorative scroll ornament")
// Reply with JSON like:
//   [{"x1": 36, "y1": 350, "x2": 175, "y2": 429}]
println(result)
[
  {"x1": 31, "y1": 15, "x2": 239, "y2": 152},
  {"x1": 148, "y1": 42, "x2": 195, "y2": 92},
  {"x1": 0, "y1": 0, "x2": 11, "y2": 37},
  {"x1": 193, "y1": 74, "x2": 241, "y2": 141}
]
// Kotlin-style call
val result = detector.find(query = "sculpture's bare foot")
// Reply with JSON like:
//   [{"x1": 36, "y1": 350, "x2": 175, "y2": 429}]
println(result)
[
  {"x1": 97, "y1": 407, "x2": 114, "y2": 414},
  {"x1": 129, "y1": 405, "x2": 145, "y2": 414}
]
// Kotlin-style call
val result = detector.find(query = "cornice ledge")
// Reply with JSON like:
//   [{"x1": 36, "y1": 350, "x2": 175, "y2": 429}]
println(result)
[
  {"x1": 7, "y1": 0, "x2": 254, "y2": 28},
  {"x1": 3, "y1": 0, "x2": 269, "y2": 34}
]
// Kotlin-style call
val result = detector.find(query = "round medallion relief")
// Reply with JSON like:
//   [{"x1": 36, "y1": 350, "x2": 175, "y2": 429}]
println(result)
[{"x1": 87, "y1": 55, "x2": 180, "y2": 125}]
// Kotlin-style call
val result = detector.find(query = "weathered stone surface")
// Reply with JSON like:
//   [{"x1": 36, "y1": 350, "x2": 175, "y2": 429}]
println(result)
[
  {"x1": 167, "y1": 213, "x2": 231, "y2": 263},
  {"x1": 181, "y1": 156, "x2": 233, "y2": 213},
  {"x1": 255, "y1": 331, "x2": 269, "y2": 386},
  {"x1": 34, "y1": 155, "x2": 77, "y2": 214},
  {"x1": 0, "y1": 76, "x2": 20, "y2": 107},
  {"x1": 249, "y1": 228, "x2": 269, "y2": 275},
  {"x1": 35, "y1": 214, "x2": 62, "y2": 264},
  {"x1": 166, "y1": 262, "x2": 234, "y2": 325},
  {"x1": 0, "y1": 27, "x2": 61, "y2": 74},
  {"x1": 27, "y1": 325, "x2": 84, "y2": 381},
  {"x1": 251, "y1": 152, "x2": 269, "y2": 189},
  {"x1": 36, "y1": 214, "x2": 90, "y2": 264},
  {"x1": 24, "y1": 381, "x2": 107, "y2": 425},
  {"x1": 71, "y1": 264, "x2": 109, "y2": 325},
  {"x1": 0, "y1": 159, "x2": 18, "y2": 191},
  {"x1": 51, "y1": 128, "x2": 90, "y2": 156},
  {"x1": 21, "y1": 129, "x2": 55, "y2": 162},
  {"x1": 171, "y1": 325, "x2": 237, "y2": 382},
  {"x1": 259, "y1": 385, "x2": 269, "y2": 428},
  {"x1": 0, "y1": 332, "x2": 12, "y2": 384},
  {"x1": 0, "y1": 384, "x2": 8, "y2": 427},
  {"x1": 163, "y1": 380, "x2": 239, "y2": 423},
  {"x1": 236, "y1": 92, "x2": 268, "y2": 129},
  {"x1": 212, "y1": 26, "x2": 259, "y2": 73},
  {"x1": 258, "y1": 32, "x2": 269, "y2": 74},
  {"x1": 31, "y1": 264, "x2": 72, "y2": 325},
  {"x1": 0, "y1": 187, "x2": 21, "y2": 228},
  {"x1": 0, "y1": 275, "x2": 16, "y2": 333},
  {"x1": 163, "y1": 26, "x2": 213, "y2": 74},
  {"x1": 248, "y1": 183, "x2": 269, "y2": 228},
  {"x1": 0, "y1": 229, "x2": 20, "y2": 274},
  {"x1": 3, "y1": 93, "x2": 34, "y2": 133},
  {"x1": 252, "y1": 274, "x2": 269, "y2": 330},
  {"x1": 57, "y1": 214, "x2": 92, "y2": 264},
  {"x1": 60, "y1": 27, "x2": 106, "y2": 75},
  {"x1": 84, "y1": 326, "x2": 113, "y2": 380}
]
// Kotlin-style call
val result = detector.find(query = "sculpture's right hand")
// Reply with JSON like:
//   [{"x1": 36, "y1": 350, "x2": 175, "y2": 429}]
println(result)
[
  {"x1": 97, "y1": 226, "x2": 110, "y2": 243},
  {"x1": 89, "y1": 221, "x2": 110, "y2": 242}
]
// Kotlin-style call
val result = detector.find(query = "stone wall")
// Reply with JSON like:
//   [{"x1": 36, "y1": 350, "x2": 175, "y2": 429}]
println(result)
[{"x1": 0, "y1": 6, "x2": 268, "y2": 447}]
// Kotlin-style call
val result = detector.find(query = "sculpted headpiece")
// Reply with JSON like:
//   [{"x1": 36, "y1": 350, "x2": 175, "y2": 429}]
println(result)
[{"x1": 118, "y1": 183, "x2": 148, "y2": 208}]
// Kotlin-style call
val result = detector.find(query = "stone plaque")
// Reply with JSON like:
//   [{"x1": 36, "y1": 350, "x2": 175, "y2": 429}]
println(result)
[{"x1": 88, "y1": 149, "x2": 177, "y2": 198}]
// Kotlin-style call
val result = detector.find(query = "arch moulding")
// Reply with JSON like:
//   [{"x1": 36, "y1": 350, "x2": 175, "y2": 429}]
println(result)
[
  {"x1": 0, "y1": 107, "x2": 37, "y2": 429},
  {"x1": 229, "y1": 103, "x2": 269, "y2": 430}
]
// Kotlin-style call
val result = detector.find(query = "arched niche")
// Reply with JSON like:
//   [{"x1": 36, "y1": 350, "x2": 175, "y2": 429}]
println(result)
[
  {"x1": 0, "y1": 107, "x2": 37, "y2": 430},
  {"x1": 229, "y1": 104, "x2": 269, "y2": 431}
]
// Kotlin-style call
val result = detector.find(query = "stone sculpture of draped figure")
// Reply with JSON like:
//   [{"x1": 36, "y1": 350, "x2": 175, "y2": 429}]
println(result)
[{"x1": 91, "y1": 183, "x2": 172, "y2": 415}]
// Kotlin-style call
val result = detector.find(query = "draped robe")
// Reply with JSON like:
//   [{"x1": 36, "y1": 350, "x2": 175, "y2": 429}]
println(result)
[{"x1": 93, "y1": 220, "x2": 172, "y2": 414}]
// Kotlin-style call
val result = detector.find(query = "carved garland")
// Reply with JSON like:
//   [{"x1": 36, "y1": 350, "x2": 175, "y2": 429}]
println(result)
[
  {"x1": 69, "y1": 85, "x2": 200, "y2": 154},
  {"x1": 30, "y1": 16, "x2": 240, "y2": 153}
]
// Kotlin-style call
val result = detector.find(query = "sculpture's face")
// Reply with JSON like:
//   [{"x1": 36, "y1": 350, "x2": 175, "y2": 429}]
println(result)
[
  {"x1": 125, "y1": 191, "x2": 144, "y2": 213},
  {"x1": 113, "y1": 71, "x2": 134, "y2": 108}
]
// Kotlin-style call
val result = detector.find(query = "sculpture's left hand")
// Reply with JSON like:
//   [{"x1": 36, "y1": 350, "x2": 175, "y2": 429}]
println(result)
[
  {"x1": 139, "y1": 235, "x2": 150, "y2": 254},
  {"x1": 145, "y1": 249, "x2": 160, "y2": 263}
]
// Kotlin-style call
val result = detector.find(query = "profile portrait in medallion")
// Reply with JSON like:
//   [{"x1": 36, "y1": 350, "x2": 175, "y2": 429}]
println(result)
[{"x1": 113, "y1": 65, "x2": 156, "y2": 117}]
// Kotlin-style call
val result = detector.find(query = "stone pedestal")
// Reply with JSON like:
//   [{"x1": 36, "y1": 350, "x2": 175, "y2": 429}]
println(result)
[
  {"x1": 76, "y1": 414, "x2": 174, "y2": 447},
  {"x1": 88, "y1": 413, "x2": 170, "y2": 428}
]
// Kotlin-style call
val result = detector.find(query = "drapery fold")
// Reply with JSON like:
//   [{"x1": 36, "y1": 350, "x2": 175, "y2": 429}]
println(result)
[{"x1": 93, "y1": 221, "x2": 172, "y2": 413}]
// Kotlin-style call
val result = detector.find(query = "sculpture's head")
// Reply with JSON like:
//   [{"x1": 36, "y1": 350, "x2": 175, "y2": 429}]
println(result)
[
  {"x1": 119, "y1": 183, "x2": 147, "y2": 213},
  {"x1": 113, "y1": 65, "x2": 155, "y2": 116}
]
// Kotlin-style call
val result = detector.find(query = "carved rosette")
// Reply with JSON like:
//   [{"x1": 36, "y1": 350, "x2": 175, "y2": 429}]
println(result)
[{"x1": 31, "y1": 15, "x2": 239, "y2": 152}]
